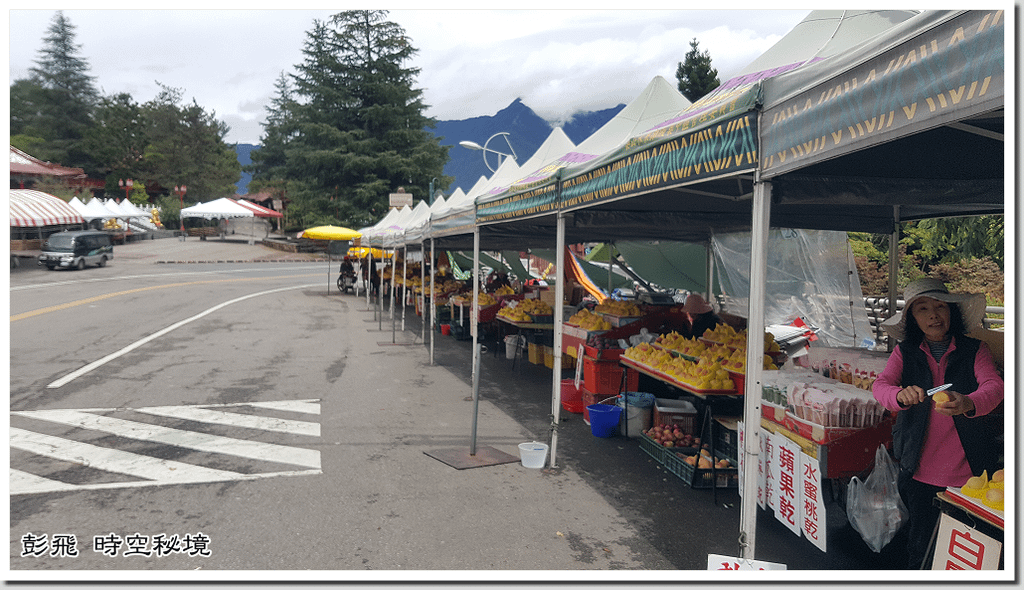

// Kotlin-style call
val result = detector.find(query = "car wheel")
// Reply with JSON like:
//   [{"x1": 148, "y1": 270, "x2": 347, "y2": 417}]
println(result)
[
  {"x1": 46, "y1": 265, "x2": 56, "y2": 271},
  {"x1": 76, "y1": 259, "x2": 86, "y2": 270},
  {"x1": 97, "y1": 256, "x2": 106, "y2": 268}
]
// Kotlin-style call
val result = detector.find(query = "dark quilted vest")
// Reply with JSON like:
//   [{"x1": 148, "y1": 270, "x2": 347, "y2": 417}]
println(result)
[{"x1": 893, "y1": 337, "x2": 1001, "y2": 477}]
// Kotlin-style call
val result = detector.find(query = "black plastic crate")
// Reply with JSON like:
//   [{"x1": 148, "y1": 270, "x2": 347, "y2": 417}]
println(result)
[{"x1": 678, "y1": 450, "x2": 738, "y2": 489}]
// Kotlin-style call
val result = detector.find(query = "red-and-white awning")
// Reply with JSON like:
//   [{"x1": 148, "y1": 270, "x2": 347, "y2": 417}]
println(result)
[
  {"x1": 231, "y1": 198, "x2": 283, "y2": 218},
  {"x1": 9, "y1": 189, "x2": 86, "y2": 227}
]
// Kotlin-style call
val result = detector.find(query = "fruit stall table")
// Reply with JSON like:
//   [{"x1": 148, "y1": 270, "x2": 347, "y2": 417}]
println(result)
[
  {"x1": 496, "y1": 315, "x2": 554, "y2": 370},
  {"x1": 621, "y1": 355, "x2": 892, "y2": 480}
]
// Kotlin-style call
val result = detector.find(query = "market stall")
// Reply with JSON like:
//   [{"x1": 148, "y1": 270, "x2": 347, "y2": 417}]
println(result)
[{"x1": 464, "y1": 8, "x2": 1004, "y2": 568}]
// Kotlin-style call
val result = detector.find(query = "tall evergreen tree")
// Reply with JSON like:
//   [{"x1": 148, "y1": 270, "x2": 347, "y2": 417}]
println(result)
[
  {"x1": 26, "y1": 11, "x2": 100, "y2": 169},
  {"x1": 675, "y1": 38, "x2": 720, "y2": 103},
  {"x1": 257, "y1": 9, "x2": 450, "y2": 229},
  {"x1": 142, "y1": 84, "x2": 240, "y2": 202}
]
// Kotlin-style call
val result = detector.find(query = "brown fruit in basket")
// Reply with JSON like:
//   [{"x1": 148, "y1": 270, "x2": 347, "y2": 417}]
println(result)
[
  {"x1": 698, "y1": 457, "x2": 713, "y2": 469},
  {"x1": 684, "y1": 455, "x2": 697, "y2": 466}
]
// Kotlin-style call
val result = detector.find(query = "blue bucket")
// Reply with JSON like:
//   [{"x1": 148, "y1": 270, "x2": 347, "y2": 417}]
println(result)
[{"x1": 587, "y1": 404, "x2": 623, "y2": 438}]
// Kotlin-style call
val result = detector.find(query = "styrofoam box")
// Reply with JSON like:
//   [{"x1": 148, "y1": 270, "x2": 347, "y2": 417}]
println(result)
[{"x1": 653, "y1": 398, "x2": 698, "y2": 431}]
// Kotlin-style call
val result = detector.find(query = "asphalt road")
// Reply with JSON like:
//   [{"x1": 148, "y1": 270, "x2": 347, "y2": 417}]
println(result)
[{"x1": 8, "y1": 236, "x2": 909, "y2": 584}]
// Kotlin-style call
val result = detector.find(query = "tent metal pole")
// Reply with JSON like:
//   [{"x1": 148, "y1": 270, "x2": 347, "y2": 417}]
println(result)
[
  {"x1": 740, "y1": 179, "x2": 771, "y2": 560},
  {"x1": 420, "y1": 241, "x2": 426, "y2": 344},
  {"x1": 401, "y1": 245, "x2": 408, "y2": 333},
  {"x1": 430, "y1": 238, "x2": 436, "y2": 365},
  {"x1": 550, "y1": 213, "x2": 566, "y2": 468},
  {"x1": 378, "y1": 239, "x2": 385, "y2": 331},
  {"x1": 706, "y1": 238, "x2": 715, "y2": 302},
  {"x1": 887, "y1": 206, "x2": 901, "y2": 352},
  {"x1": 470, "y1": 226, "x2": 481, "y2": 455},
  {"x1": 606, "y1": 242, "x2": 613, "y2": 299}
]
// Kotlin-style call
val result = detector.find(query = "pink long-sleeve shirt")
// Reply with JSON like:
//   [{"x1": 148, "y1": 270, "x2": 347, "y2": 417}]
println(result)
[{"x1": 873, "y1": 338, "x2": 1004, "y2": 487}]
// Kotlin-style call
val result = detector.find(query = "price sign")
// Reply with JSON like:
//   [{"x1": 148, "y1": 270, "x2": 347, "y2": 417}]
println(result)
[
  {"x1": 574, "y1": 345, "x2": 584, "y2": 388},
  {"x1": 707, "y1": 554, "x2": 786, "y2": 570}
]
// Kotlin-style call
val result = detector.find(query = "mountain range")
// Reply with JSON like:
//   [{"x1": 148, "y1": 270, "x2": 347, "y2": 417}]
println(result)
[{"x1": 233, "y1": 99, "x2": 624, "y2": 197}]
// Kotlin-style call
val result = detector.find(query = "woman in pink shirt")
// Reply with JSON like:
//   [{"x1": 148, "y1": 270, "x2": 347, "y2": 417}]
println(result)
[{"x1": 873, "y1": 278, "x2": 1003, "y2": 569}]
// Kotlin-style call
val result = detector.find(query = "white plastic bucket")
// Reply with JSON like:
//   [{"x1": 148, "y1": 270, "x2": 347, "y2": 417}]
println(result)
[
  {"x1": 504, "y1": 335, "x2": 519, "y2": 360},
  {"x1": 518, "y1": 441, "x2": 549, "y2": 468}
]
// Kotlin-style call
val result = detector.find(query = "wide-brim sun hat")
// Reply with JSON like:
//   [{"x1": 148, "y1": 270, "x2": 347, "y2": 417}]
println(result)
[
  {"x1": 682, "y1": 293, "x2": 713, "y2": 315},
  {"x1": 880, "y1": 278, "x2": 987, "y2": 341}
]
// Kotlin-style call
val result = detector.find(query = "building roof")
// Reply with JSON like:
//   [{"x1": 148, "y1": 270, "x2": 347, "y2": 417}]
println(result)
[{"x1": 9, "y1": 146, "x2": 86, "y2": 178}]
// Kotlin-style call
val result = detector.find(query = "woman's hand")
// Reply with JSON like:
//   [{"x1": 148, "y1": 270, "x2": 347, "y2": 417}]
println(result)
[
  {"x1": 897, "y1": 385, "x2": 927, "y2": 407},
  {"x1": 933, "y1": 390, "x2": 976, "y2": 417}
]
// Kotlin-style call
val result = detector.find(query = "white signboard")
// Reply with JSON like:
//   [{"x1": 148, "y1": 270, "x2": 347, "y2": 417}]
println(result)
[
  {"x1": 772, "y1": 434, "x2": 802, "y2": 537},
  {"x1": 707, "y1": 554, "x2": 787, "y2": 570},
  {"x1": 389, "y1": 192, "x2": 413, "y2": 208},
  {"x1": 799, "y1": 449, "x2": 826, "y2": 552},
  {"x1": 758, "y1": 428, "x2": 827, "y2": 552},
  {"x1": 931, "y1": 512, "x2": 1002, "y2": 570}
]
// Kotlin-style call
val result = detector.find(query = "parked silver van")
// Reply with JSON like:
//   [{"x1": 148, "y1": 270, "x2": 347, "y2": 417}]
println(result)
[{"x1": 38, "y1": 230, "x2": 114, "y2": 270}]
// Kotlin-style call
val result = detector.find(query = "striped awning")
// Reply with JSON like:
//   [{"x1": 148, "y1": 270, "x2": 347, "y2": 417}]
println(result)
[
  {"x1": 232, "y1": 198, "x2": 283, "y2": 218},
  {"x1": 9, "y1": 189, "x2": 85, "y2": 227}
]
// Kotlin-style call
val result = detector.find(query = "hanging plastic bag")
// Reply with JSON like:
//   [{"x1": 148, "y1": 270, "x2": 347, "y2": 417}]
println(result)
[{"x1": 846, "y1": 444, "x2": 909, "y2": 552}]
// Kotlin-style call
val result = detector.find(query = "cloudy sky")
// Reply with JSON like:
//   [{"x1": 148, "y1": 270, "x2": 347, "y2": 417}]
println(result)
[{"x1": 8, "y1": 7, "x2": 810, "y2": 145}]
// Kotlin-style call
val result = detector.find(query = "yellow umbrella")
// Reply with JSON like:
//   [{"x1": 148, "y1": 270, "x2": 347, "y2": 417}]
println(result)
[
  {"x1": 299, "y1": 225, "x2": 362, "y2": 241},
  {"x1": 347, "y1": 246, "x2": 391, "y2": 259}
]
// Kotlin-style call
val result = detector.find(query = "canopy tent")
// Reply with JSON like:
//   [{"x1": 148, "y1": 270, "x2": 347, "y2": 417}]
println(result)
[
  {"x1": 456, "y1": 9, "x2": 1004, "y2": 561},
  {"x1": 83, "y1": 198, "x2": 119, "y2": 220},
  {"x1": 180, "y1": 197, "x2": 255, "y2": 219},
  {"x1": 9, "y1": 189, "x2": 85, "y2": 227}
]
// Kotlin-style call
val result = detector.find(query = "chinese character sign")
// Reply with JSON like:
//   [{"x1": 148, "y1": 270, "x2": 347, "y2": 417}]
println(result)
[
  {"x1": 799, "y1": 450, "x2": 826, "y2": 552},
  {"x1": 707, "y1": 553, "x2": 787, "y2": 570},
  {"x1": 932, "y1": 513, "x2": 1001, "y2": 570},
  {"x1": 772, "y1": 435, "x2": 802, "y2": 536}
]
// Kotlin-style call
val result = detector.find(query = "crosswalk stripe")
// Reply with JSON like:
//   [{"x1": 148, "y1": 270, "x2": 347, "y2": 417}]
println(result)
[
  {"x1": 132, "y1": 406, "x2": 320, "y2": 437},
  {"x1": 10, "y1": 428, "x2": 242, "y2": 483},
  {"x1": 12, "y1": 409, "x2": 321, "y2": 469},
  {"x1": 245, "y1": 400, "x2": 321, "y2": 415},
  {"x1": 10, "y1": 468, "x2": 78, "y2": 494}
]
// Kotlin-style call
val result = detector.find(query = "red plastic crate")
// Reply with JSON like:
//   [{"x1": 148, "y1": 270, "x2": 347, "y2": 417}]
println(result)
[{"x1": 583, "y1": 355, "x2": 638, "y2": 397}]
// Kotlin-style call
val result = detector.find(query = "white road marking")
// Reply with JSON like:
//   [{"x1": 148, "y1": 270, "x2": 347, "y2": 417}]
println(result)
[
  {"x1": 245, "y1": 399, "x2": 321, "y2": 415},
  {"x1": 134, "y1": 405, "x2": 320, "y2": 437},
  {"x1": 12, "y1": 409, "x2": 321, "y2": 469},
  {"x1": 10, "y1": 428, "x2": 243, "y2": 483},
  {"x1": 10, "y1": 468, "x2": 78, "y2": 494},
  {"x1": 46, "y1": 283, "x2": 318, "y2": 388}
]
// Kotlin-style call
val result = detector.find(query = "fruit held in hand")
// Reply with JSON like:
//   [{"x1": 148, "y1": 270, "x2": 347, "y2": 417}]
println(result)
[{"x1": 932, "y1": 391, "x2": 952, "y2": 404}]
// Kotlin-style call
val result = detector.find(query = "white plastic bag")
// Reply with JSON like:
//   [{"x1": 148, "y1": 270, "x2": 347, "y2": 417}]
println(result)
[{"x1": 846, "y1": 444, "x2": 908, "y2": 552}]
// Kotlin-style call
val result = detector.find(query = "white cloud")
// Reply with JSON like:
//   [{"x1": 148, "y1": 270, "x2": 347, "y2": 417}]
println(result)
[{"x1": 9, "y1": 8, "x2": 809, "y2": 144}]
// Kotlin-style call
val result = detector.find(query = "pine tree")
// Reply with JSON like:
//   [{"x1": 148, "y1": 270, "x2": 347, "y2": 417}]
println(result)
[
  {"x1": 27, "y1": 11, "x2": 100, "y2": 169},
  {"x1": 675, "y1": 38, "x2": 720, "y2": 103},
  {"x1": 257, "y1": 9, "x2": 450, "y2": 229}
]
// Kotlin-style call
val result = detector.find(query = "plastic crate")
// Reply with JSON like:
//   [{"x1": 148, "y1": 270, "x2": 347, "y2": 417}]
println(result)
[
  {"x1": 662, "y1": 447, "x2": 698, "y2": 480},
  {"x1": 583, "y1": 355, "x2": 638, "y2": 397},
  {"x1": 678, "y1": 450, "x2": 738, "y2": 489},
  {"x1": 713, "y1": 417, "x2": 740, "y2": 462},
  {"x1": 639, "y1": 433, "x2": 668, "y2": 464}
]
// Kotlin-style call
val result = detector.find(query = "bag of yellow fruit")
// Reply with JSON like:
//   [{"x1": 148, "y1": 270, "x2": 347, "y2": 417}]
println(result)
[{"x1": 982, "y1": 487, "x2": 1004, "y2": 511}]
